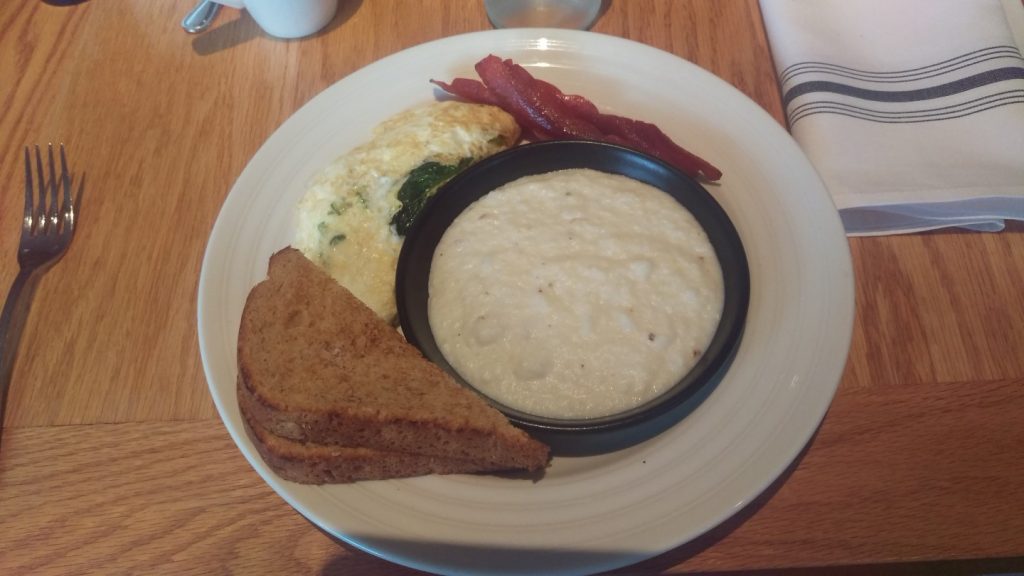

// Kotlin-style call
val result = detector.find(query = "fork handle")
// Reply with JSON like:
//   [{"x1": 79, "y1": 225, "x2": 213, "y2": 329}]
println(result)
[{"x1": 0, "y1": 269, "x2": 41, "y2": 450}]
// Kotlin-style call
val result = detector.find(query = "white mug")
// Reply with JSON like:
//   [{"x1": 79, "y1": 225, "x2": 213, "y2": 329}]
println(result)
[{"x1": 213, "y1": 0, "x2": 339, "y2": 39}]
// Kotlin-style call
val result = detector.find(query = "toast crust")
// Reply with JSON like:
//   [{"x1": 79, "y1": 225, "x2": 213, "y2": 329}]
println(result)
[{"x1": 240, "y1": 401, "x2": 499, "y2": 484}]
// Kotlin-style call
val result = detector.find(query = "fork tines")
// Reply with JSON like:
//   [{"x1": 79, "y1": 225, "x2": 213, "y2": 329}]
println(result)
[{"x1": 23, "y1": 143, "x2": 74, "y2": 236}]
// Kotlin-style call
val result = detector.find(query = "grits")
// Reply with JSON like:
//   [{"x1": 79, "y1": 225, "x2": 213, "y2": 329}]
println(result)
[
  {"x1": 294, "y1": 101, "x2": 519, "y2": 321},
  {"x1": 428, "y1": 169, "x2": 724, "y2": 419}
]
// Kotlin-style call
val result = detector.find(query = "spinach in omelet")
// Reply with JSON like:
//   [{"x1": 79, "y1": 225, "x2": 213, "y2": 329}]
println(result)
[{"x1": 390, "y1": 158, "x2": 472, "y2": 236}]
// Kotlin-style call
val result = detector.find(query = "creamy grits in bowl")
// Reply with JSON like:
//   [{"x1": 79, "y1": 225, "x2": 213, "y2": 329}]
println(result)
[{"x1": 396, "y1": 141, "x2": 749, "y2": 452}]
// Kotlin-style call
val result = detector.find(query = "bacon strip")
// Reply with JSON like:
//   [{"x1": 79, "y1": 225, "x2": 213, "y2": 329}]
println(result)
[
  {"x1": 429, "y1": 78, "x2": 500, "y2": 107},
  {"x1": 431, "y1": 55, "x2": 722, "y2": 181}
]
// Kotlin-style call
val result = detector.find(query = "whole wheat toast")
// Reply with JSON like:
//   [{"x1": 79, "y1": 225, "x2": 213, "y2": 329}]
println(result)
[
  {"x1": 237, "y1": 247, "x2": 549, "y2": 479},
  {"x1": 237, "y1": 373, "x2": 523, "y2": 482},
  {"x1": 239, "y1": 394, "x2": 499, "y2": 483}
]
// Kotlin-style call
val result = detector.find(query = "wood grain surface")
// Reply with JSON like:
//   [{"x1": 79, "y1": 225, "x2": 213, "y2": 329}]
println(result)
[{"x1": 0, "y1": 0, "x2": 1021, "y2": 574}]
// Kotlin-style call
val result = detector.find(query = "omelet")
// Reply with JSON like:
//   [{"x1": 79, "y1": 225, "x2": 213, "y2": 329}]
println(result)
[{"x1": 294, "y1": 101, "x2": 521, "y2": 322}]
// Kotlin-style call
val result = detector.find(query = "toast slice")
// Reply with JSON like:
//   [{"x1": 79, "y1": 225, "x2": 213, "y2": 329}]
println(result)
[
  {"x1": 238, "y1": 373, "x2": 503, "y2": 482},
  {"x1": 237, "y1": 247, "x2": 549, "y2": 478}
]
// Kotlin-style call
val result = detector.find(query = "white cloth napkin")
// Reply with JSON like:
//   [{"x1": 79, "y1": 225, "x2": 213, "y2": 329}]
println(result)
[{"x1": 759, "y1": 0, "x2": 1024, "y2": 235}]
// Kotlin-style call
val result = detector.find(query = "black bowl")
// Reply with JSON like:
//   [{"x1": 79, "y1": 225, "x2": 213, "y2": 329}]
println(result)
[{"x1": 396, "y1": 141, "x2": 749, "y2": 453}]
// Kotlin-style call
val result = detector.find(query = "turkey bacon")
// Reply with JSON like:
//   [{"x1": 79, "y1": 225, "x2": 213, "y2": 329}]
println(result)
[{"x1": 431, "y1": 55, "x2": 722, "y2": 181}]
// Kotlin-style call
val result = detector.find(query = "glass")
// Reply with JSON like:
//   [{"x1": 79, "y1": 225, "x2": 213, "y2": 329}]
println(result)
[{"x1": 483, "y1": 0, "x2": 604, "y2": 29}]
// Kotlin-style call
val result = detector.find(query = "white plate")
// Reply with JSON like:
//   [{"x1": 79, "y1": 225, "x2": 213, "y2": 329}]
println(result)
[{"x1": 198, "y1": 29, "x2": 854, "y2": 576}]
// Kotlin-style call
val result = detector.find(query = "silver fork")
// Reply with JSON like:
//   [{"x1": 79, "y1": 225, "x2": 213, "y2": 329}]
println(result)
[{"x1": 0, "y1": 144, "x2": 77, "y2": 448}]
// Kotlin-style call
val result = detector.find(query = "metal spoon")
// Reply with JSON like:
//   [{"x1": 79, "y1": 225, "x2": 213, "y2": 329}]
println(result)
[{"x1": 181, "y1": 0, "x2": 221, "y2": 33}]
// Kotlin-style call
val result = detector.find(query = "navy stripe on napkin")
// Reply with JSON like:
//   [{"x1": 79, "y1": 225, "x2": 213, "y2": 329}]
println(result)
[
  {"x1": 779, "y1": 46, "x2": 1022, "y2": 84},
  {"x1": 781, "y1": 45, "x2": 1024, "y2": 125}
]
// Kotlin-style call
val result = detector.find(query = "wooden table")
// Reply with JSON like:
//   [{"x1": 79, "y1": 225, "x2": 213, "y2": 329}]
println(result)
[{"x1": 1, "y1": 1, "x2": 1022, "y2": 574}]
